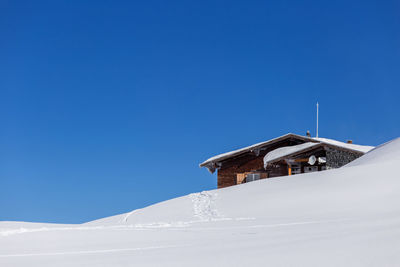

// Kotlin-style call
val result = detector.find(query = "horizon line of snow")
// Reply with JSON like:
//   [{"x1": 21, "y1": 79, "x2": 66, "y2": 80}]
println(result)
[{"x1": 0, "y1": 245, "x2": 183, "y2": 258}]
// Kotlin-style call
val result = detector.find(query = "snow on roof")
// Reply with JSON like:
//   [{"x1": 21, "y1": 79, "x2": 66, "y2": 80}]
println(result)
[
  {"x1": 199, "y1": 133, "x2": 309, "y2": 168},
  {"x1": 199, "y1": 133, "x2": 374, "y2": 170},
  {"x1": 200, "y1": 140, "x2": 273, "y2": 166},
  {"x1": 263, "y1": 142, "x2": 320, "y2": 168},
  {"x1": 312, "y1": 137, "x2": 374, "y2": 153},
  {"x1": 263, "y1": 138, "x2": 375, "y2": 168}
]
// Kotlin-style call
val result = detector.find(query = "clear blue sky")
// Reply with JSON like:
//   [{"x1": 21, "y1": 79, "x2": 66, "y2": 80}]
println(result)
[{"x1": 1, "y1": 0, "x2": 399, "y2": 224}]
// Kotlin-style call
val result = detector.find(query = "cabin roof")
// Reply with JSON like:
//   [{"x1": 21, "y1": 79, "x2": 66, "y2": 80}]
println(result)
[
  {"x1": 199, "y1": 133, "x2": 309, "y2": 168},
  {"x1": 199, "y1": 133, "x2": 374, "y2": 171},
  {"x1": 312, "y1": 137, "x2": 373, "y2": 153},
  {"x1": 263, "y1": 142, "x2": 320, "y2": 167}
]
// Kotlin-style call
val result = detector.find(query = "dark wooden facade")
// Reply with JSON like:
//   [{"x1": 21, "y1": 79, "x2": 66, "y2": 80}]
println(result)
[
  {"x1": 200, "y1": 134, "x2": 366, "y2": 189},
  {"x1": 216, "y1": 137, "x2": 306, "y2": 188}
]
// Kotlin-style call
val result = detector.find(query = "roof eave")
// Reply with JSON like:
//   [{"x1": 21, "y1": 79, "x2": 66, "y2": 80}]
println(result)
[
  {"x1": 264, "y1": 143, "x2": 368, "y2": 167},
  {"x1": 199, "y1": 133, "x2": 316, "y2": 168}
]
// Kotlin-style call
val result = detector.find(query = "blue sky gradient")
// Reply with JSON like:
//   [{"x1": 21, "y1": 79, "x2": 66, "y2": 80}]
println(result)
[{"x1": 1, "y1": 0, "x2": 399, "y2": 223}]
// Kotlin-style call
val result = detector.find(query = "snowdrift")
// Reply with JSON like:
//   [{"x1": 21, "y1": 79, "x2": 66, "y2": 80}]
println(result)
[
  {"x1": 1, "y1": 137, "x2": 400, "y2": 267},
  {"x1": 90, "y1": 137, "x2": 400, "y2": 227},
  {"x1": 346, "y1": 137, "x2": 400, "y2": 167}
]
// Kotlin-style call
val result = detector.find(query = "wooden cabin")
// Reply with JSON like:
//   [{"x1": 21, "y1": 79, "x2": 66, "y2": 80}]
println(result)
[{"x1": 200, "y1": 133, "x2": 374, "y2": 189}]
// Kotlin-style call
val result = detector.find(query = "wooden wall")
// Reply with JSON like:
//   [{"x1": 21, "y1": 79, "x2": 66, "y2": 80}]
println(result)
[
  {"x1": 218, "y1": 156, "x2": 264, "y2": 188},
  {"x1": 215, "y1": 138, "x2": 307, "y2": 188}
]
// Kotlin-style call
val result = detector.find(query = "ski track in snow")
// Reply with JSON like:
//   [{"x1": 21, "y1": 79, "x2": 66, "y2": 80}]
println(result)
[
  {"x1": 0, "y1": 245, "x2": 181, "y2": 258},
  {"x1": 0, "y1": 218, "x2": 351, "y2": 238},
  {"x1": 1, "y1": 191, "x2": 257, "y2": 237},
  {"x1": 190, "y1": 191, "x2": 221, "y2": 221},
  {"x1": 0, "y1": 226, "x2": 105, "y2": 237},
  {"x1": 0, "y1": 223, "x2": 189, "y2": 237},
  {"x1": 121, "y1": 209, "x2": 140, "y2": 223}
]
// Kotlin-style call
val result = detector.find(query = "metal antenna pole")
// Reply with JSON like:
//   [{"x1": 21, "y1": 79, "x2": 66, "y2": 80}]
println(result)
[{"x1": 316, "y1": 102, "x2": 319, "y2": 138}]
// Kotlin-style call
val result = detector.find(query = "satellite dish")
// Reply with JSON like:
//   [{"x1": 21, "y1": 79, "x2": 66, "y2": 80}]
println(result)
[{"x1": 308, "y1": 155, "x2": 316, "y2": 165}]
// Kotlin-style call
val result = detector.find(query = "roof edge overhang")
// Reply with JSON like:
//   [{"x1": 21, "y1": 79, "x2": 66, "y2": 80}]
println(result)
[
  {"x1": 264, "y1": 143, "x2": 366, "y2": 167},
  {"x1": 199, "y1": 133, "x2": 316, "y2": 171}
]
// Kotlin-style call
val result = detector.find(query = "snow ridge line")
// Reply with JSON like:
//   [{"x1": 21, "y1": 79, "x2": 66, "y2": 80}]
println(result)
[
  {"x1": 190, "y1": 191, "x2": 220, "y2": 221},
  {"x1": 0, "y1": 226, "x2": 106, "y2": 237},
  {"x1": 0, "y1": 223, "x2": 191, "y2": 237},
  {"x1": 0, "y1": 245, "x2": 181, "y2": 258},
  {"x1": 121, "y1": 209, "x2": 140, "y2": 223}
]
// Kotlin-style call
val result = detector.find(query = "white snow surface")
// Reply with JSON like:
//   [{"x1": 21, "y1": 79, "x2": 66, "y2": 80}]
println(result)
[
  {"x1": 1, "y1": 138, "x2": 400, "y2": 266},
  {"x1": 263, "y1": 142, "x2": 319, "y2": 167},
  {"x1": 313, "y1": 137, "x2": 374, "y2": 153},
  {"x1": 345, "y1": 137, "x2": 400, "y2": 167}
]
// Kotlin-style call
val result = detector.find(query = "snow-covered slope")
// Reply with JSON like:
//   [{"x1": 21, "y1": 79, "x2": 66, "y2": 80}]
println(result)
[
  {"x1": 1, "y1": 138, "x2": 400, "y2": 266},
  {"x1": 345, "y1": 137, "x2": 400, "y2": 167}
]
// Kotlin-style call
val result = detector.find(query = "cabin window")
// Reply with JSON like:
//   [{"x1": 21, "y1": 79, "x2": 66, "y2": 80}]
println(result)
[
  {"x1": 246, "y1": 173, "x2": 260, "y2": 183},
  {"x1": 291, "y1": 164, "x2": 301, "y2": 175}
]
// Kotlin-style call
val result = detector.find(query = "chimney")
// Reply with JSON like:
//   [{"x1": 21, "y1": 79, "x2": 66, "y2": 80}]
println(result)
[
  {"x1": 347, "y1": 140, "x2": 353, "y2": 144},
  {"x1": 306, "y1": 130, "x2": 311, "y2": 137}
]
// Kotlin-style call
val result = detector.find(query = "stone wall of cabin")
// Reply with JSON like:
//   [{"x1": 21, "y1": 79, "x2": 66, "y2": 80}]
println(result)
[
  {"x1": 217, "y1": 157, "x2": 264, "y2": 188},
  {"x1": 326, "y1": 149, "x2": 362, "y2": 169}
]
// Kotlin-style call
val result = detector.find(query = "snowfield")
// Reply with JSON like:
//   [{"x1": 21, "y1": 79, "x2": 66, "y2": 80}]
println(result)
[{"x1": 1, "y1": 138, "x2": 400, "y2": 266}]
